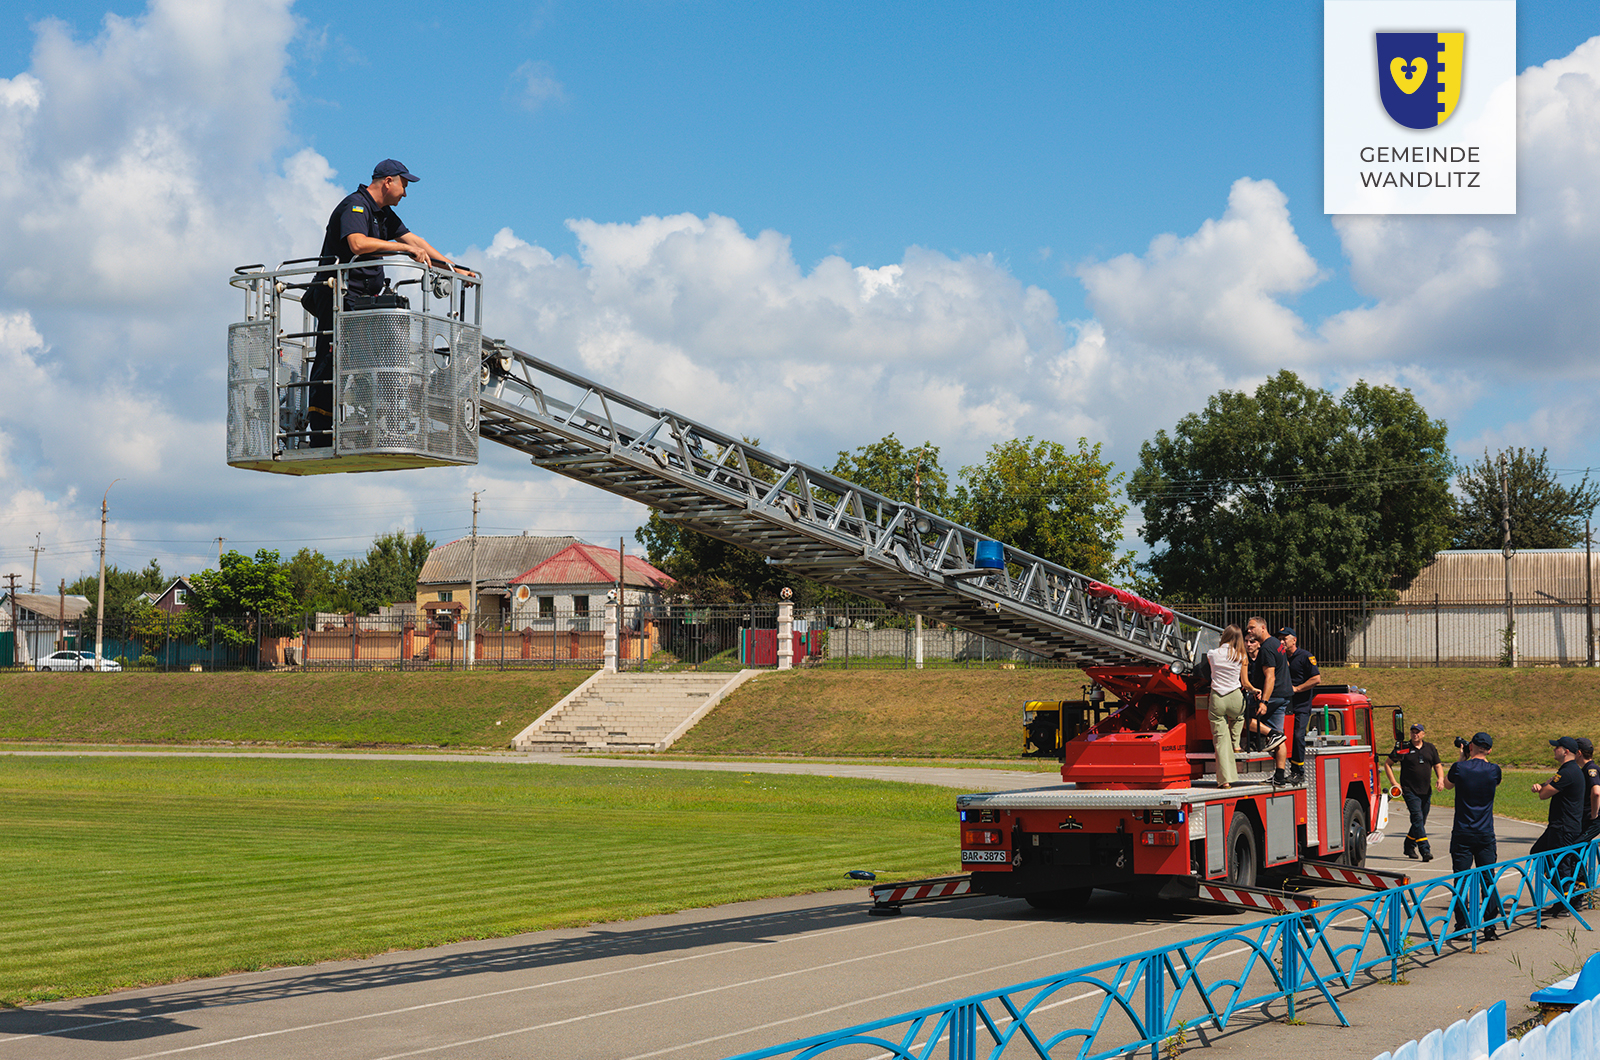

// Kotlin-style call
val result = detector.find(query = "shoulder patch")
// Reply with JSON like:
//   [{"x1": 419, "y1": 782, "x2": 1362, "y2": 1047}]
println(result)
[
  {"x1": 350, "y1": 206, "x2": 365, "y2": 213},
  {"x1": 1308, "y1": 654, "x2": 1318, "y2": 666}
]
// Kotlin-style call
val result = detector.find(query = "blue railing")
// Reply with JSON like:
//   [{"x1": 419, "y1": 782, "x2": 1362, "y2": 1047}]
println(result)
[{"x1": 725, "y1": 839, "x2": 1598, "y2": 1060}]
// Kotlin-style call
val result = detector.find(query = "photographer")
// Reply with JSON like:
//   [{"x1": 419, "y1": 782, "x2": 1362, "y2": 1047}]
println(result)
[{"x1": 1444, "y1": 732, "x2": 1502, "y2": 940}]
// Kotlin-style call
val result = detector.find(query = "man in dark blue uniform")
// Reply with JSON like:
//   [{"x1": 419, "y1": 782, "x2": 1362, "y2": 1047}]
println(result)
[
  {"x1": 1278, "y1": 626, "x2": 1321, "y2": 785},
  {"x1": 1532, "y1": 736, "x2": 1587, "y2": 917},
  {"x1": 1445, "y1": 732, "x2": 1502, "y2": 939},
  {"x1": 304, "y1": 159, "x2": 472, "y2": 446}
]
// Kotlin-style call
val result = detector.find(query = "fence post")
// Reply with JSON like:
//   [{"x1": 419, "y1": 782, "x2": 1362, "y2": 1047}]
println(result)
[
  {"x1": 1435, "y1": 594, "x2": 1441, "y2": 667},
  {"x1": 603, "y1": 601, "x2": 618, "y2": 673},
  {"x1": 1362, "y1": 599, "x2": 1369, "y2": 667},
  {"x1": 777, "y1": 600, "x2": 793, "y2": 671},
  {"x1": 1144, "y1": 954, "x2": 1164, "y2": 1060},
  {"x1": 950, "y1": 1001, "x2": 977, "y2": 1060},
  {"x1": 1387, "y1": 891, "x2": 1403, "y2": 982},
  {"x1": 1283, "y1": 925, "x2": 1298, "y2": 1022}
]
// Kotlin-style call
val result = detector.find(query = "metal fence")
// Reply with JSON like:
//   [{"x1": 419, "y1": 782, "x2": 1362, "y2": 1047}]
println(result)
[
  {"x1": 1176, "y1": 598, "x2": 1599, "y2": 668},
  {"x1": 725, "y1": 838, "x2": 1598, "y2": 1060},
  {"x1": 21, "y1": 596, "x2": 1598, "y2": 673}
]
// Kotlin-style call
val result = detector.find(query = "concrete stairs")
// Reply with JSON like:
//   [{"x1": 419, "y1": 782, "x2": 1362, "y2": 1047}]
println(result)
[{"x1": 514, "y1": 670, "x2": 759, "y2": 753}]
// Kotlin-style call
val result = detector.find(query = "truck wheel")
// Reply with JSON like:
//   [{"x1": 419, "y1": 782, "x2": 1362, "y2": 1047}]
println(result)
[
  {"x1": 1340, "y1": 798, "x2": 1369, "y2": 868},
  {"x1": 1226, "y1": 812, "x2": 1258, "y2": 888},
  {"x1": 1025, "y1": 887, "x2": 1092, "y2": 912}
]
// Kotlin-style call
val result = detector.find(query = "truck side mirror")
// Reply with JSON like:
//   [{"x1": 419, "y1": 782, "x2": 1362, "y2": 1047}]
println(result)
[{"x1": 1391, "y1": 707, "x2": 1405, "y2": 744}]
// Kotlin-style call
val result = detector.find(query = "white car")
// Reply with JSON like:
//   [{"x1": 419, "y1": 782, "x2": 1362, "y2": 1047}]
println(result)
[{"x1": 35, "y1": 650, "x2": 122, "y2": 672}]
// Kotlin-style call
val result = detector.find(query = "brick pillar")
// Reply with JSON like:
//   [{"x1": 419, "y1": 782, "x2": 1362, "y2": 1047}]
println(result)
[
  {"x1": 604, "y1": 600, "x2": 619, "y2": 673},
  {"x1": 777, "y1": 600, "x2": 793, "y2": 670}
]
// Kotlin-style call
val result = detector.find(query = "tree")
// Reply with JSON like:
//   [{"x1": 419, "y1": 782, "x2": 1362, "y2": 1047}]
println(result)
[
  {"x1": 1454, "y1": 448, "x2": 1600, "y2": 550},
  {"x1": 955, "y1": 437, "x2": 1134, "y2": 581},
  {"x1": 281, "y1": 548, "x2": 354, "y2": 614},
  {"x1": 344, "y1": 530, "x2": 433, "y2": 615},
  {"x1": 831, "y1": 434, "x2": 950, "y2": 516},
  {"x1": 188, "y1": 549, "x2": 297, "y2": 647},
  {"x1": 1128, "y1": 371, "x2": 1456, "y2": 599},
  {"x1": 69, "y1": 559, "x2": 168, "y2": 631}
]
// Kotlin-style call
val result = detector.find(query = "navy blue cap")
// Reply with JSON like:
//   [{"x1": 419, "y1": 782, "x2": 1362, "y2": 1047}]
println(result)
[
  {"x1": 1278, "y1": 626, "x2": 1297, "y2": 638},
  {"x1": 1577, "y1": 736, "x2": 1594, "y2": 756},
  {"x1": 1551, "y1": 736, "x2": 1582, "y2": 753},
  {"x1": 1471, "y1": 732, "x2": 1494, "y2": 750},
  {"x1": 372, "y1": 159, "x2": 419, "y2": 182},
  {"x1": 1411, "y1": 722, "x2": 1425, "y2": 732}
]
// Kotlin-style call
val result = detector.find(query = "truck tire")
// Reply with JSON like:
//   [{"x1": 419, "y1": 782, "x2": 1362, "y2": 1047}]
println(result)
[
  {"x1": 1339, "y1": 798, "x2": 1369, "y2": 868},
  {"x1": 1227, "y1": 812, "x2": 1258, "y2": 888},
  {"x1": 1025, "y1": 887, "x2": 1093, "y2": 912}
]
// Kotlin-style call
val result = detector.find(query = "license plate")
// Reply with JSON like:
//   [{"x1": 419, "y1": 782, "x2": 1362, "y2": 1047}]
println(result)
[{"x1": 962, "y1": 849, "x2": 1009, "y2": 863}]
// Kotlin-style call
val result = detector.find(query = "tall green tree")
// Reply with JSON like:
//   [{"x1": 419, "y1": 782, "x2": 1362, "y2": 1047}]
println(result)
[
  {"x1": 188, "y1": 549, "x2": 297, "y2": 647},
  {"x1": 1454, "y1": 448, "x2": 1600, "y2": 550},
  {"x1": 1128, "y1": 371, "x2": 1455, "y2": 599},
  {"x1": 344, "y1": 530, "x2": 434, "y2": 615},
  {"x1": 281, "y1": 548, "x2": 354, "y2": 614},
  {"x1": 955, "y1": 437, "x2": 1134, "y2": 581},
  {"x1": 831, "y1": 434, "x2": 950, "y2": 516}
]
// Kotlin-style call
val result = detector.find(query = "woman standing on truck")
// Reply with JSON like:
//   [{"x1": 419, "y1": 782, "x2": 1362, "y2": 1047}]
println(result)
[{"x1": 1206, "y1": 625, "x2": 1248, "y2": 788}]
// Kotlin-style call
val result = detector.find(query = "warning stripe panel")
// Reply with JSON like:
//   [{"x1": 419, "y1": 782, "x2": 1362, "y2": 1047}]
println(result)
[
  {"x1": 1299, "y1": 861, "x2": 1410, "y2": 890},
  {"x1": 871, "y1": 877, "x2": 974, "y2": 905},
  {"x1": 1195, "y1": 882, "x2": 1319, "y2": 913}
]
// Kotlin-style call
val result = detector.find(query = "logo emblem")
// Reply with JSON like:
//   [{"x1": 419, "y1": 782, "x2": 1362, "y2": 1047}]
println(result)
[
  {"x1": 1058, "y1": 816, "x2": 1084, "y2": 831},
  {"x1": 1376, "y1": 32, "x2": 1464, "y2": 128}
]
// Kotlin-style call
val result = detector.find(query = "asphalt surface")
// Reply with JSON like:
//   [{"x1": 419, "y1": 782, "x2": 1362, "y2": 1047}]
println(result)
[{"x1": 2, "y1": 755, "x2": 1595, "y2": 1060}]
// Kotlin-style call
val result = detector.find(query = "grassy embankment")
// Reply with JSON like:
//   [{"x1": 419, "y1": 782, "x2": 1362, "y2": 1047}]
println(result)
[
  {"x1": 2, "y1": 665, "x2": 1596, "y2": 767},
  {"x1": 0, "y1": 755, "x2": 955, "y2": 1007}
]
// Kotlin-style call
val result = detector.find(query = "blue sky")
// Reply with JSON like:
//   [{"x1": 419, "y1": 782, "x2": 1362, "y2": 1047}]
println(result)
[{"x1": 2, "y1": 0, "x2": 1599, "y2": 588}]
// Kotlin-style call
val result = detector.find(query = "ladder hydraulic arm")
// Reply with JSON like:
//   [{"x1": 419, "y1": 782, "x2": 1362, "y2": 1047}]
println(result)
[{"x1": 476, "y1": 339, "x2": 1220, "y2": 669}]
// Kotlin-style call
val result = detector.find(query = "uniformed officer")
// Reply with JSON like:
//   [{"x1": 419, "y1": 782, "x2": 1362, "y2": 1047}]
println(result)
[
  {"x1": 1278, "y1": 626, "x2": 1321, "y2": 785},
  {"x1": 303, "y1": 159, "x2": 475, "y2": 447},
  {"x1": 1445, "y1": 732, "x2": 1502, "y2": 939},
  {"x1": 1384, "y1": 722, "x2": 1444, "y2": 861}
]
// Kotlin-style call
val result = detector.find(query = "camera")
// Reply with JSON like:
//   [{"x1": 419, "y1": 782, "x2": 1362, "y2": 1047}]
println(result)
[{"x1": 1453, "y1": 735, "x2": 1468, "y2": 750}]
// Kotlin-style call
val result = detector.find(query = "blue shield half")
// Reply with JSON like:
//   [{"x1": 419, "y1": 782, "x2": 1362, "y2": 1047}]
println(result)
[{"x1": 1376, "y1": 32, "x2": 1464, "y2": 129}]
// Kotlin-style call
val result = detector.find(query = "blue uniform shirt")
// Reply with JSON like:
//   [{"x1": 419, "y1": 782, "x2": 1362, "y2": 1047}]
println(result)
[
  {"x1": 1446, "y1": 757, "x2": 1501, "y2": 837},
  {"x1": 315, "y1": 186, "x2": 411, "y2": 296}
]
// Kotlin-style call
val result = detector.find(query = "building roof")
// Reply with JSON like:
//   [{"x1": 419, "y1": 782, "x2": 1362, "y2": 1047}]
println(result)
[
  {"x1": 511, "y1": 543, "x2": 673, "y2": 590},
  {"x1": 1, "y1": 593, "x2": 90, "y2": 622},
  {"x1": 416, "y1": 535, "x2": 581, "y2": 586},
  {"x1": 1396, "y1": 549, "x2": 1600, "y2": 605}
]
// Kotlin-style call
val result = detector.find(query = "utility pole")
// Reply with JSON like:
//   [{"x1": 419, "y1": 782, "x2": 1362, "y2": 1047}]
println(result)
[
  {"x1": 1500, "y1": 453, "x2": 1516, "y2": 668},
  {"x1": 58, "y1": 578, "x2": 67, "y2": 653},
  {"x1": 1587, "y1": 518, "x2": 1595, "y2": 668},
  {"x1": 97, "y1": 480, "x2": 119, "y2": 671},
  {"x1": 28, "y1": 533, "x2": 44, "y2": 593},
  {"x1": 5, "y1": 573, "x2": 19, "y2": 668},
  {"x1": 215, "y1": 537, "x2": 226, "y2": 568},
  {"x1": 467, "y1": 492, "x2": 480, "y2": 669},
  {"x1": 912, "y1": 448, "x2": 925, "y2": 670}
]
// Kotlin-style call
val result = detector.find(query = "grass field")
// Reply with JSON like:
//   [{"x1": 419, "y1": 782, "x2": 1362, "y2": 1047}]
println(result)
[
  {"x1": 0, "y1": 755, "x2": 956, "y2": 1007},
  {"x1": 3, "y1": 665, "x2": 1598, "y2": 765},
  {"x1": 0, "y1": 670, "x2": 587, "y2": 747}
]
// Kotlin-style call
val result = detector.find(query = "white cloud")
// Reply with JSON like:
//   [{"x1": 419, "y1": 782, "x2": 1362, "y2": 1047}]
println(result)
[
  {"x1": 1077, "y1": 177, "x2": 1323, "y2": 368},
  {"x1": 508, "y1": 60, "x2": 565, "y2": 112}
]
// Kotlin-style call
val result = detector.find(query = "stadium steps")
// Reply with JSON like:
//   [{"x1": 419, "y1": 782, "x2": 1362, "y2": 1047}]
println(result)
[{"x1": 514, "y1": 670, "x2": 760, "y2": 753}]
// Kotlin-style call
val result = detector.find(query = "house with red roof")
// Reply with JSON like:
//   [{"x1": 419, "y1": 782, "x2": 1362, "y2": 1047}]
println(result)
[{"x1": 508, "y1": 542, "x2": 673, "y2": 630}]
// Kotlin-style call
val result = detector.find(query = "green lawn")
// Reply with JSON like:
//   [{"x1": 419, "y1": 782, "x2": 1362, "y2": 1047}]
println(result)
[{"x1": 0, "y1": 756, "x2": 958, "y2": 1007}]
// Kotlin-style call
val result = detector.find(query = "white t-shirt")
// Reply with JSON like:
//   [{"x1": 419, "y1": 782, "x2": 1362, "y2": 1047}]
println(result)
[{"x1": 1206, "y1": 645, "x2": 1243, "y2": 696}]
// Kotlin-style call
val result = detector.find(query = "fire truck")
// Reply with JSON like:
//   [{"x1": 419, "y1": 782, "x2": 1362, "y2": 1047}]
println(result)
[{"x1": 226, "y1": 261, "x2": 1400, "y2": 913}]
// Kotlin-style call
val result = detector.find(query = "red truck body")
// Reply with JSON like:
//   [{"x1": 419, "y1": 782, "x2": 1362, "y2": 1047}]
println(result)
[{"x1": 957, "y1": 665, "x2": 1395, "y2": 905}]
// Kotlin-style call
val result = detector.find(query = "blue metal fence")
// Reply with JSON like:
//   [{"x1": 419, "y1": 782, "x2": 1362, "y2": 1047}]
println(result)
[{"x1": 725, "y1": 839, "x2": 1598, "y2": 1060}]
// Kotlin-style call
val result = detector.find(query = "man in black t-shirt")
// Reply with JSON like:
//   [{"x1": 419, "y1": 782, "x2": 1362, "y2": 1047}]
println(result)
[
  {"x1": 1532, "y1": 736, "x2": 1586, "y2": 916},
  {"x1": 1278, "y1": 626, "x2": 1321, "y2": 784},
  {"x1": 1385, "y1": 722, "x2": 1444, "y2": 861},
  {"x1": 1445, "y1": 732, "x2": 1502, "y2": 937},
  {"x1": 1244, "y1": 617, "x2": 1292, "y2": 785}
]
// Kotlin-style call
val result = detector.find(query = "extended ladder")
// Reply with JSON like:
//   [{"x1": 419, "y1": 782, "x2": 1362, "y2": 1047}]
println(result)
[{"x1": 477, "y1": 340, "x2": 1219, "y2": 668}]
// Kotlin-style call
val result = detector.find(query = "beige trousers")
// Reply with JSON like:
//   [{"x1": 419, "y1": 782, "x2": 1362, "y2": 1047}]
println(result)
[{"x1": 1209, "y1": 688, "x2": 1246, "y2": 785}]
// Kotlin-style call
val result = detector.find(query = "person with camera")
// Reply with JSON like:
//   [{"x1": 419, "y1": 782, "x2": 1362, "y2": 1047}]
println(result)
[
  {"x1": 1385, "y1": 722, "x2": 1444, "y2": 861},
  {"x1": 1444, "y1": 732, "x2": 1502, "y2": 939}
]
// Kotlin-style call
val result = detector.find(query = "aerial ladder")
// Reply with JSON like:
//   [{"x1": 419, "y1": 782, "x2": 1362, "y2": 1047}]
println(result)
[{"x1": 227, "y1": 262, "x2": 1397, "y2": 913}]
